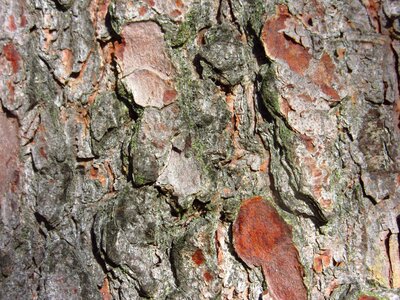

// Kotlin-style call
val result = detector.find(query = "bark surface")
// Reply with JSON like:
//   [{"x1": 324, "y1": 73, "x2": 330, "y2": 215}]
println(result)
[{"x1": 0, "y1": 0, "x2": 399, "y2": 299}]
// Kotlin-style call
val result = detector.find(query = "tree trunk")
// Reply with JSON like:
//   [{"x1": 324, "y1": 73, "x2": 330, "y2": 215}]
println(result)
[{"x1": 1, "y1": 0, "x2": 399, "y2": 299}]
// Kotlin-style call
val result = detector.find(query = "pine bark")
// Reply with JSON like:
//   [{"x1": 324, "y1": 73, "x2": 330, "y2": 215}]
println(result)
[{"x1": 0, "y1": 0, "x2": 399, "y2": 299}]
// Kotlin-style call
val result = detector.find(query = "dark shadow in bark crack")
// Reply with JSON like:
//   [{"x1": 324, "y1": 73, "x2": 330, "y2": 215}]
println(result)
[
  {"x1": 90, "y1": 218, "x2": 109, "y2": 275},
  {"x1": 397, "y1": 215, "x2": 400, "y2": 270},
  {"x1": 246, "y1": 24, "x2": 269, "y2": 67}
]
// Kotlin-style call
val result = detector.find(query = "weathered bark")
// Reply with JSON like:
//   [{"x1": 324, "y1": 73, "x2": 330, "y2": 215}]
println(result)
[{"x1": 0, "y1": 0, "x2": 399, "y2": 299}]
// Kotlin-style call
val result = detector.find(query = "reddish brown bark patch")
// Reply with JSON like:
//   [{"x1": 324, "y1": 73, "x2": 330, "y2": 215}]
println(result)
[
  {"x1": 163, "y1": 89, "x2": 177, "y2": 105},
  {"x1": 114, "y1": 39, "x2": 126, "y2": 61},
  {"x1": 203, "y1": 271, "x2": 213, "y2": 282},
  {"x1": 362, "y1": 0, "x2": 381, "y2": 32},
  {"x1": 138, "y1": 6, "x2": 148, "y2": 16},
  {"x1": 279, "y1": 97, "x2": 292, "y2": 117},
  {"x1": 311, "y1": 52, "x2": 340, "y2": 100},
  {"x1": 175, "y1": 0, "x2": 184, "y2": 8},
  {"x1": 169, "y1": 9, "x2": 182, "y2": 18},
  {"x1": 192, "y1": 249, "x2": 205, "y2": 266},
  {"x1": 6, "y1": 81, "x2": 15, "y2": 103},
  {"x1": 336, "y1": 48, "x2": 346, "y2": 60},
  {"x1": 395, "y1": 97, "x2": 400, "y2": 131},
  {"x1": 313, "y1": 250, "x2": 332, "y2": 273},
  {"x1": 8, "y1": 15, "x2": 17, "y2": 31},
  {"x1": 99, "y1": 278, "x2": 111, "y2": 300},
  {"x1": 233, "y1": 196, "x2": 307, "y2": 300},
  {"x1": 61, "y1": 49, "x2": 74, "y2": 78},
  {"x1": 358, "y1": 295, "x2": 378, "y2": 300},
  {"x1": 3, "y1": 43, "x2": 21, "y2": 74},
  {"x1": 261, "y1": 5, "x2": 311, "y2": 75},
  {"x1": 20, "y1": 15, "x2": 27, "y2": 27}
]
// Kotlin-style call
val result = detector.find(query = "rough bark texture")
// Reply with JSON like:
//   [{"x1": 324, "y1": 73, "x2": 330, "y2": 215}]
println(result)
[{"x1": 0, "y1": 0, "x2": 399, "y2": 299}]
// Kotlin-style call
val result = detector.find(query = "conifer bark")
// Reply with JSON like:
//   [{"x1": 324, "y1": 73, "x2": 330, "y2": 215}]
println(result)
[{"x1": 0, "y1": 0, "x2": 399, "y2": 299}]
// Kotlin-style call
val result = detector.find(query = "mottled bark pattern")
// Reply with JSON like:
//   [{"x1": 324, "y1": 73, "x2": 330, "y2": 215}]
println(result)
[{"x1": 0, "y1": 0, "x2": 399, "y2": 299}]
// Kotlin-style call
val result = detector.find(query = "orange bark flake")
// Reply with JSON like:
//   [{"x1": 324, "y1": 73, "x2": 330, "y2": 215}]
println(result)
[
  {"x1": 192, "y1": 249, "x2": 205, "y2": 266},
  {"x1": 233, "y1": 196, "x2": 307, "y2": 300},
  {"x1": 3, "y1": 43, "x2": 21, "y2": 74},
  {"x1": 358, "y1": 296, "x2": 379, "y2": 300},
  {"x1": 313, "y1": 250, "x2": 332, "y2": 273},
  {"x1": 100, "y1": 278, "x2": 111, "y2": 300},
  {"x1": 362, "y1": 0, "x2": 381, "y2": 32},
  {"x1": 175, "y1": 0, "x2": 184, "y2": 8},
  {"x1": 311, "y1": 52, "x2": 339, "y2": 100},
  {"x1": 163, "y1": 89, "x2": 177, "y2": 105},
  {"x1": 300, "y1": 134, "x2": 315, "y2": 152},
  {"x1": 114, "y1": 39, "x2": 126, "y2": 61},
  {"x1": 259, "y1": 159, "x2": 269, "y2": 173},
  {"x1": 61, "y1": 49, "x2": 74, "y2": 77},
  {"x1": 8, "y1": 15, "x2": 17, "y2": 31},
  {"x1": 139, "y1": 6, "x2": 148, "y2": 16},
  {"x1": 279, "y1": 97, "x2": 292, "y2": 117},
  {"x1": 203, "y1": 271, "x2": 213, "y2": 282},
  {"x1": 43, "y1": 28, "x2": 52, "y2": 52},
  {"x1": 6, "y1": 81, "x2": 15, "y2": 102},
  {"x1": 261, "y1": 5, "x2": 311, "y2": 75},
  {"x1": 89, "y1": 165, "x2": 107, "y2": 187},
  {"x1": 336, "y1": 48, "x2": 346, "y2": 60},
  {"x1": 320, "y1": 198, "x2": 332, "y2": 209},
  {"x1": 90, "y1": 166, "x2": 98, "y2": 178},
  {"x1": 87, "y1": 90, "x2": 99, "y2": 106},
  {"x1": 299, "y1": 93, "x2": 315, "y2": 103},
  {"x1": 170, "y1": 9, "x2": 182, "y2": 18}
]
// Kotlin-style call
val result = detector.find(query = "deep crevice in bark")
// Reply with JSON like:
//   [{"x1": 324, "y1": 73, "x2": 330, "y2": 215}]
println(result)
[
  {"x1": 90, "y1": 218, "x2": 109, "y2": 275},
  {"x1": 34, "y1": 212, "x2": 55, "y2": 232},
  {"x1": 384, "y1": 230, "x2": 394, "y2": 288}
]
